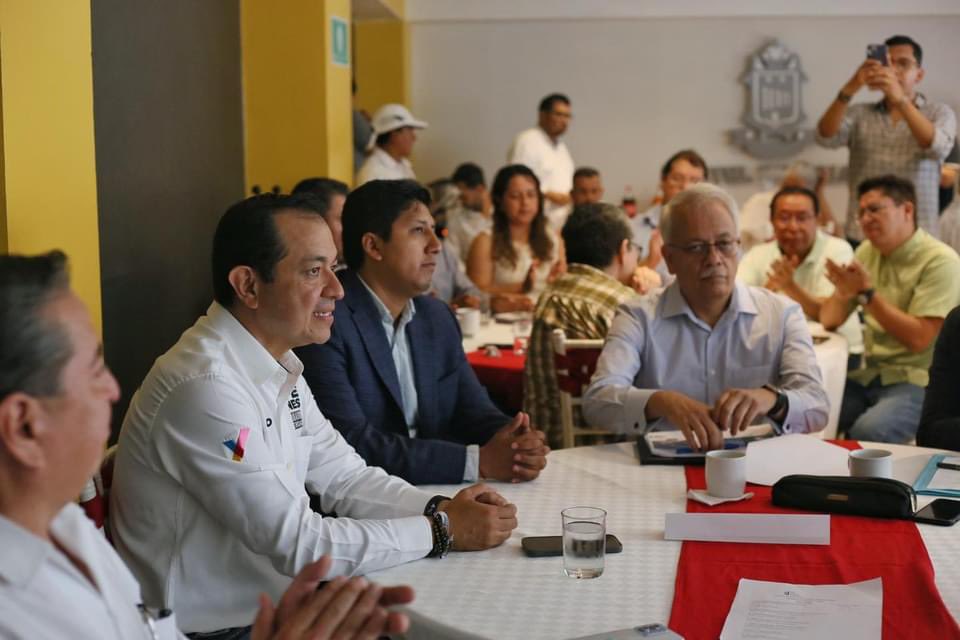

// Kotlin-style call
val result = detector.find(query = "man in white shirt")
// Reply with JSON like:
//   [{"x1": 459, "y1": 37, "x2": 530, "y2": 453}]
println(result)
[
  {"x1": 0, "y1": 251, "x2": 417, "y2": 640},
  {"x1": 445, "y1": 162, "x2": 492, "y2": 263},
  {"x1": 738, "y1": 186, "x2": 863, "y2": 367},
  {"x1": 356, "y1": 104, "x2": 428, "y2": 186},
  {"x1": 110, "y1": 194, "x2": 517, "y2": 636},
  {"x1": 507, "y1": 93, "x2": 575, "y2": 231}
]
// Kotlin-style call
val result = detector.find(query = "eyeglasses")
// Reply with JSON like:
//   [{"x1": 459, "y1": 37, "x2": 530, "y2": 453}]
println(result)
[
  {"x1": 891, "y1": 58, "x2": 918, "y2": 72},
  {"x1": 773, "y1": 212, "x2": 817, "y2": 225},
  {"x1": 668, "y1": 239, "x2": 740, "y2": 257},
  {"x1": 857, "y1": 203, "x2": 892, "y2": 219},
  {"x1": 549, "y1": 110, "x2": 572, "y2": 120}
]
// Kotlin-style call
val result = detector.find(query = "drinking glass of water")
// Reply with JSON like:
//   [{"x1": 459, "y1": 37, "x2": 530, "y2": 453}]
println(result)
[
  {"x1": 561, "y1": 506, "x2": 606, "y2": 579},
  {"x1": 512, "y1": 313, "x2": 533, "y2": 355}
]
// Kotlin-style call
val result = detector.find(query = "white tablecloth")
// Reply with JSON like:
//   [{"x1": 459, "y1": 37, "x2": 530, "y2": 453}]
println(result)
[
  {"x1": 462, "y1": 321, "x2": 849, "y2": 438},
  {"x1": 370, "y1": 442, "x2": 959, "y2": 640}
]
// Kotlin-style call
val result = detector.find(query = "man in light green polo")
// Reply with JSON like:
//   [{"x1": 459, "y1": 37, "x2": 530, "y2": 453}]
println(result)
[
  {"x1": 821, "y1": 175, "x2": 960, "y2": 442},
  {"x1": 738, "y1": 185, "x2": 863, "y2": 369}
]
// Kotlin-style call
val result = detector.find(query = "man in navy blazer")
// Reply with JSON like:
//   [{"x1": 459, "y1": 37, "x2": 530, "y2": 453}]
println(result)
[{"x1": 296, "y1": 179, "x2": 549, "y2": 485}]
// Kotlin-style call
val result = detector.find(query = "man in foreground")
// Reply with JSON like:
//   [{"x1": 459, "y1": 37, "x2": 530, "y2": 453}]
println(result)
[
  {"x1": 111, "y1": 194, "x2": 516, "y2": 636},
  {"x1": 0, "y1": 251, "x2": 415, "y2": 639},
  {"x1": 584, "y1": 184, "x2": 829, "y2": 450},
  {"x1": 298, "y1": 180, "x2": 548, "y2": 485}
]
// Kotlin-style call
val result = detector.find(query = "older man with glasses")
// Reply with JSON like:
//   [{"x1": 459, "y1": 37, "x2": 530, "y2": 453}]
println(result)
[
  {"x1": 738, "y1": 186, "x2": 864, "y2": 369},
  {"x1": 584, "y1": 183, "x2": 829, "y2": 452}
]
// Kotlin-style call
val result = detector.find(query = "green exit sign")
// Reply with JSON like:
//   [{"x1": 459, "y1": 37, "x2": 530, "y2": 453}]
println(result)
[{"x1": 331, "y1": 17, "x2": 349, "y2": 67}]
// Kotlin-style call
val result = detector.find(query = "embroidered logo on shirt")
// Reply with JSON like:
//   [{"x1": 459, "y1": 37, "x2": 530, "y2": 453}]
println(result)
[
  {"x1": 223, "y1": 427, "x2": 250, "y2": 462},
  {"x1": 288, "y1": 388, "x2": 303, "y2": 430}
]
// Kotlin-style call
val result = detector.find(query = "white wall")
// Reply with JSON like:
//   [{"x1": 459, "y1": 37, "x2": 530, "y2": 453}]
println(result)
[{"x1": 408, "y1": 14, "x2": 960, "y2": 226}]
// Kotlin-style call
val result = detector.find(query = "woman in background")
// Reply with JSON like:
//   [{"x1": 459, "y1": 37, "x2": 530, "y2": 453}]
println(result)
[{"x1": 467, "y1": 164, "x2": 566, "y2": 311}]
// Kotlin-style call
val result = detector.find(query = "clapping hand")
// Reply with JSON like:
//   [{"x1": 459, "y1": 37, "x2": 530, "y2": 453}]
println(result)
[
  {"x1": 251, "y1": 555, "x2": 414, "y2": 640},
  {"x1": 764, "y1": 255, "x2": 799, "y2": 292},
  {"x1": 825, "y1": 258, "x2": 871, "y2": 301}
]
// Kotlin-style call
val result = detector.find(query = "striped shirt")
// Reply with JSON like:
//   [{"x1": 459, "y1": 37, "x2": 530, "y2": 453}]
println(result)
[
  {"x1": 816, "y1": 95, "x2": 956, "y2": 240},
  {"x1": 523, "y1": 263, "x2": 636, "y2": 447}
]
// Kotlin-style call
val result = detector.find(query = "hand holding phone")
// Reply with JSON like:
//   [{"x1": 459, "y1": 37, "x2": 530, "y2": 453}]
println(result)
[{"x1": 866, "y1": 43, "x2": 888, "y2": 66}]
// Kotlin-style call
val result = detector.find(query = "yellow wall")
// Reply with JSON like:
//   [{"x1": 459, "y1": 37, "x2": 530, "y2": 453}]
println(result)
[
  {"x1": 354, "y1": 19, "x2": 409, "y2": 116},
  {"x1": 241, "y1": 0, "x2": 352, "y2": 192},
  {"x1": 0, "y1": 1, "x2": 102, "y2": 331}
]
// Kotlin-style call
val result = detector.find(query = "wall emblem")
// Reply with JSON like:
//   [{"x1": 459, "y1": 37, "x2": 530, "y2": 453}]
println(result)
[{"x1": 730, "y1": 41, "x2": 813, "y2": 159}]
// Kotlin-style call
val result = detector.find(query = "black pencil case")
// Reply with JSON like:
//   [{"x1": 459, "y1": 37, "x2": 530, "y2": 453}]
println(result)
[{"x1": 771, "y1": 474, "x2": 917, "y2": 519}]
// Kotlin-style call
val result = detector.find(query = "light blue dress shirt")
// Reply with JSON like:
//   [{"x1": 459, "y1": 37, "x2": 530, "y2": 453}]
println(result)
[
  {"x1": 583, "y1": 281, "x2": 828, "y2": 435},
  {"x1": 429, "y1": 242, "x2": 482, "y2": 304},
  {"x1": 357, "y1": 276, "x2": 480, "y2": 480}
]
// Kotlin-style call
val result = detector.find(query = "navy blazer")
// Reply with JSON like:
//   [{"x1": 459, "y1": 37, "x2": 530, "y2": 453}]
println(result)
[{"x1": 296, "y1": 269, "x2": 507, "y2": 484}]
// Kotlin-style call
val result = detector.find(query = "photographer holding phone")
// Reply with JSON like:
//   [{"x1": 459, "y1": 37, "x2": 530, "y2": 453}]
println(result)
[{"x1": 816, "y1": 35, "x2": 956, "y2": 242}]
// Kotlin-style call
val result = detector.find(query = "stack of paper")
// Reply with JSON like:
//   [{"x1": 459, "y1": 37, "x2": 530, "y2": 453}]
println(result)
[
  {"x1": 720, "y1": 578, "x2": 882, "y2": 640},
  {"x1": 745, "y1": 434, "x2": 849, "y2": 486}
]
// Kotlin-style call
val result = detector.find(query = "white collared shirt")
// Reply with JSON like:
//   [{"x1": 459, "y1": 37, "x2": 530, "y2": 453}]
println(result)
[
  {"x1": 507, "y1": 127, "x2": 574, "y2": 231},
  {"x1": 110, "y1": 302, "x2": 433, "y2": 634},
  {"x1": 356, "y1": 147, "x2": 416, "y2": 185},
  {"x1": 738, "y1": 231, "x2": 864, "y2": 354},
  {"x1": 0, "y1": 504, "x2": 183, "y2": 640}
]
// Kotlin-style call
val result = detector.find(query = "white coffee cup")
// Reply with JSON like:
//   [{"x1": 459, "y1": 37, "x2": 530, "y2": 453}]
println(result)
[
  {"x1": 705, "y1": 450, "x2": 747, "y2": 498},
  {"x1": 456, "y1": 307, "x2": 480, "y2": 337},
  {"x1": 848, "y1": 449, "x2": 893, "y2": 479}
]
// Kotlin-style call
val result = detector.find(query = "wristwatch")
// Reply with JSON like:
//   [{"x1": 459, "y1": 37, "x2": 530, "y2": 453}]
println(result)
[
  {"x1": 856, "y1": 288, "x2": 876, "y2": 306},
  {"x1": 762, "y1": 383, "x2": 789, "y2": 424},
  {"x1": 427, "y1": 511, "x2": 452, "y2": 558}
]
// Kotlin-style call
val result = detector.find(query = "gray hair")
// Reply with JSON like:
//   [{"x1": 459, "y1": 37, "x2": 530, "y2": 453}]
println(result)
[
  {"x1": 783, "y1": 161, "x2": 818, "y2": 187},
  {"x1": 0, "y1": 251, "x2": 72, "y2": 401},
  {"x1": 660, "y1": 182, "x2": 740, "y2": 244}
]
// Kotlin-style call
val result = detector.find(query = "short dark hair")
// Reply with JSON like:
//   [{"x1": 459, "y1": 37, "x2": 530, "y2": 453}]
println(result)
[
  {"x1": 573, "y1": 167, "x2": 600, "y2": 182},
  {"x1": 858, "y1": 175, "x2": 918, "y2": 228},
  {"x1": 885, "y1": 35, "x2": 923, "y2": 66},
  {"x1": 661, "y1": 149, "x2": 709, "y2": 181},
  {"x1": 212, "y1": 193, "x2": 326, "y2": 307},
  {"x1": 770, "y1": 186, "x2": 820, "y2": 218},
  {"x1": 291, "y1": 177, "x2": 349, "y2": 221},
  {"x1": 452, "y1": 163, "x2": 485, "y2": 188},
  {"x1": 538, "y1": 93, "x2": 570, "y2": 113},
  {"x1": 341, "y1": 179, "x2": 432, "y2": 270},
  {"x1": 562, "y1": 203, "x2": 632, "y2": 269},
  {"x1": 375, "y1": 131, "x2": 392, "y2": 148},
  {"x1": 0, "y1": 251, "x2": 72, "y2": 401}
]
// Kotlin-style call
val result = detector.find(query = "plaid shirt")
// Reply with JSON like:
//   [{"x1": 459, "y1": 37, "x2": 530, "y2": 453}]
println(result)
[
  {"x1": 816, "y1": 94, "x2": 956, "y2": 240},
  {"x1": 523, "y1": 263, "x2": 636, "y2": 447}
]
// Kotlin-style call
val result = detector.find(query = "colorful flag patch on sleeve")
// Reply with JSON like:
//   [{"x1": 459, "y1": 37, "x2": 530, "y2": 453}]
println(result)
[{"x1": 223, "y1": 427, "x2": 250, "y2": 462}]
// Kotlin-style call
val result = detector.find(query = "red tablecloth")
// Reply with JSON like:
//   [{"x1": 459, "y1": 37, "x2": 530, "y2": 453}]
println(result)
[
  {"x1": 669, "y1": 440, "x2": 960, "y2": 639},
  {"x1": 466, "y1": 349, "x2": 525, "y2": 415}
]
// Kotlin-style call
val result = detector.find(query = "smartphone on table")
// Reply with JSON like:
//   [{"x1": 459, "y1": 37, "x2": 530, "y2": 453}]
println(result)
[
  {"x1": 914, "y1": 499, "x2": 960, "y2": 526},
  {"x1": 522, "y1": 534, "x2": 623, "y2": 557}
]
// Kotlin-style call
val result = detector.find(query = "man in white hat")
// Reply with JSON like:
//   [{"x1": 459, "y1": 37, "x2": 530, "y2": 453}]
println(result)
[{"x1": 356, "y1": 104, "x2": 428, "y2": 186}]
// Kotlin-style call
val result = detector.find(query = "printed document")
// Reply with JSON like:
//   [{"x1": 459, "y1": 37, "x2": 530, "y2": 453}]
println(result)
[{"x1": 720, "y1": 577, "x2": 882, "y2": 640}]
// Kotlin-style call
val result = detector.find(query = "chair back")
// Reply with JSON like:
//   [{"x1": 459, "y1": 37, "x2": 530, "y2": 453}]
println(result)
[{"x1": 551, "y1": 329, "x2": 609, "y2": 448}]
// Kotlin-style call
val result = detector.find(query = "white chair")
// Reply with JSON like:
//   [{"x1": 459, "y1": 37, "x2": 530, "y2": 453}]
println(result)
[{"x1": 551, "y1": 328, "x2": 615, "y2": 448}]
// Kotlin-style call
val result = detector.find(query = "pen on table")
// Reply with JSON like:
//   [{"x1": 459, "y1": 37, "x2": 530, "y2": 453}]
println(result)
[
  {"x1": 937, "y1": 461, "x2": 960, "y2": 471},
  {"x1": 675, "y1": 441, "x2": 742, "y2": 455}
]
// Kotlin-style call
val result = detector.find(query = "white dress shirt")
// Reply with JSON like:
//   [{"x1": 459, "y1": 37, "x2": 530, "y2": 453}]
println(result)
[
  {"x1": 0, "y1": 504, "x2": 183, "y2": 640},
  {"x1": 110, "y1": 302, "x2": 434, "y2": 633},
  {"x1": 738, "y1": 231, "x2": 863, "y2": 354},
  {"x1": 356, "y1": 147, "x2": 416, "y2": 185},
  {"x1": 583, "y1": 282, "x2": 829, "y2": 435},
  {"x1": 507, "y1": 127, "x2": 574, "y2": 231}
]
